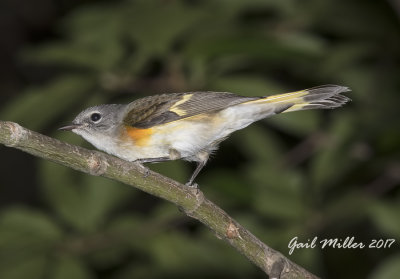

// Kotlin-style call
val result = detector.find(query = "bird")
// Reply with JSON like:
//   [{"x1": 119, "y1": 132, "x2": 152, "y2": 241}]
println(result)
[{"x1": 59, "y1": 84, "x2": 351, "y2": 186}]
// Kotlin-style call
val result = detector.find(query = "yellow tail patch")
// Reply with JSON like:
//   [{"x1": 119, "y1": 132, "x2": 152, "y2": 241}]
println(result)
[
  {"x1": 246, "y1": 85, "x2": 350, "y2": 113},
  {"x1": 283, "y1": 103, "x2": 308, "y2": 112},
  {"x1": 245, "y1": 90, "x2": 310, "y2": 112},
  {"x1": 260, "y1": 90, "x2": 309, "y2": 104}
]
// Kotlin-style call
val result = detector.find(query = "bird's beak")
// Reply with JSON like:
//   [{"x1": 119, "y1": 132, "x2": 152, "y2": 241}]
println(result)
[{"x1": 58, "y1": 123, "x2": 81, "y2": 131}]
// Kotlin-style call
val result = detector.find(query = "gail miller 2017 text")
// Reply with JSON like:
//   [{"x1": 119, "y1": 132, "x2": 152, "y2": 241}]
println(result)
[{"x1": 288, "y1": 236, "x2": 396, "y2": 255}]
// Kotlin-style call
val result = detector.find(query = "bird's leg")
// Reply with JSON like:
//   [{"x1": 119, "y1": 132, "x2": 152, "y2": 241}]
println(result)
[
  {"x1": 186, "y1": 160, "x2": 206, "y2": 188},
  {"x1": 134, "y1": 157, "x2": 171, "y2": 178},
  {"x1": 136, "y1": 157, "x2": 171, "y2": 164},
  {"x1": 186, "y1": 151, "x2": 210, "y2": 187},
  {"x1": 136, "y1": 149, "x2": 181, "y2": 164},
  {"x1": 136, "y1": 149, "x2": 207, "y2": 187},
  {"x1": 135, "y1": 149, "x2": 181, "y2": 178}
]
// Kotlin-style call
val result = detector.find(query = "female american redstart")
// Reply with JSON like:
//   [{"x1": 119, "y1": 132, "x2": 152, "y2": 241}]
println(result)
[{"x1": 60, "y1": 85, "x2": 350, "y2": 186}]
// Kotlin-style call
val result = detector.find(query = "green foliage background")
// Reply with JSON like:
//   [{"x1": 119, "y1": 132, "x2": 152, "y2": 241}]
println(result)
[{"x1": 0, "y1": 0, "x2": 399, "y2": 278}]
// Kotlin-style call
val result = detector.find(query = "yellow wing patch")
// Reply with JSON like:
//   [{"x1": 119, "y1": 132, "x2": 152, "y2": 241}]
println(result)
[
  {"x1": 125, "y1": 126, "x2": 153, "y2": 146},
  {"x1": 169, "y1": 94, "x2": 193, "y2": 116}
]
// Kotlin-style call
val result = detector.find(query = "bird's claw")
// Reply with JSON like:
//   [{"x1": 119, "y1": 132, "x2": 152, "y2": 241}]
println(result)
[
  {"x1": 185, "y1": 182, "x2": 199, "y2": 189},
  {"x1": 134, "y1": 161, "x2": 150, "y2": 178}
]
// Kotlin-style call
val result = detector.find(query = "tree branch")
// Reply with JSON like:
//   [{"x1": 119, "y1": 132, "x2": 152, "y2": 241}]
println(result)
[{"x1": 0, "y1": 121, "x2": 319, "y2": 279}]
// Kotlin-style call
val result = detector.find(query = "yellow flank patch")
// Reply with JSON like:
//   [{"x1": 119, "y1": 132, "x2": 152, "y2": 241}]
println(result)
[
  {"x1": 169, "y1": 94, "x2": 193, "y2": 116},
  {"x1": 125, "y1": 126, "x2": 153, "y2": 146},
  {"x1": 261, "y1": 90, "x2": 309, "y2": 103}
]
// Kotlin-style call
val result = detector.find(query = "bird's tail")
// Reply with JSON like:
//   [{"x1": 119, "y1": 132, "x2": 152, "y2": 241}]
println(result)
[{"x1": 254, "y1": 85, "x2": 351, "y2": 114}]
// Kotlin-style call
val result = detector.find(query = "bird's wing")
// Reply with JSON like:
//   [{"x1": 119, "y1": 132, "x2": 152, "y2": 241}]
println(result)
[{"x1": 123, "y1": 92, "x2": 257, "y2": 128}]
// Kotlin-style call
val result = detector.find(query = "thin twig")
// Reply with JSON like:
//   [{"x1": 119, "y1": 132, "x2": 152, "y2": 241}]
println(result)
[{"x1": 0, "y1": 121, "x2": 319, "y2": 279}]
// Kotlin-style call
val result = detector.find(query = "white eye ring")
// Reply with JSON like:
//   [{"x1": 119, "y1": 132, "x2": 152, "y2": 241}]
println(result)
[{"x1": 90, "y1": 112, "x2": 102, "y2": 122}]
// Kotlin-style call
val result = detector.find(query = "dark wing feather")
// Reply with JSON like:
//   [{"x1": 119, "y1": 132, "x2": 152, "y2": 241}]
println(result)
[{"x1": 124, "y1": 92, "x2": 257, "y2": 128}]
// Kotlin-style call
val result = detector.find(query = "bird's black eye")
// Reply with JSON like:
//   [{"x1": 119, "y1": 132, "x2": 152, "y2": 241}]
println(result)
[{"x1": 90, "y1": 113, "x2": 102, "y2": 122}]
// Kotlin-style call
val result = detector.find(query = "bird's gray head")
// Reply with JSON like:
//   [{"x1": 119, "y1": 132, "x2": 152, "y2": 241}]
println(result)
[{"x1": 60, "y1": 104, "x2": 127, "y2": 140}]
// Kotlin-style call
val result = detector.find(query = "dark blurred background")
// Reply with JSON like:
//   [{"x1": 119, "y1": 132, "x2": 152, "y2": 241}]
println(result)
[{"x1": 0, "y1": 0, "x2": 399, "y2": 278}]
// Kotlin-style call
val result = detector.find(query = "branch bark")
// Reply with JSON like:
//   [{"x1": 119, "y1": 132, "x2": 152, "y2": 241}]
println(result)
[{"x1": 0, "y1": 121, "x2": 319, "y2": 279}]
